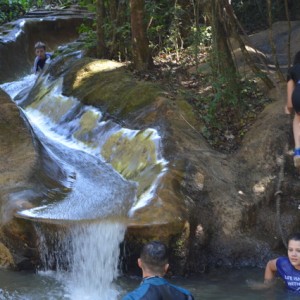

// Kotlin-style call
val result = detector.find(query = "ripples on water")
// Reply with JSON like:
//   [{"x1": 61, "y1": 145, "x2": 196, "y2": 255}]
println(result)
[{"x1": 0, "y1": 267, "x2": 295, "y2": 300}]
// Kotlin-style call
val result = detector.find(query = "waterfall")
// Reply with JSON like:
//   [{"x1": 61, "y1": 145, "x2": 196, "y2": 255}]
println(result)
[
  {"x1": 35, "y1": 221, "x2": 126, "y2": 300},
  {"x1": 1, "y1": 70, "x2": 167, "y2": 299},
  {"x1": 1, "y1": 75, "x2": 132, "y2": 299}
]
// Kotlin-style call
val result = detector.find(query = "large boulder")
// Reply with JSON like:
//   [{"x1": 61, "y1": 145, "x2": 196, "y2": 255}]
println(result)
[
  {"x1": 1, "y1": 19, "x2": 299, "y2": 275},
  {"x1": 44, "y1": 55, "x2": 294, "y2": 271}
]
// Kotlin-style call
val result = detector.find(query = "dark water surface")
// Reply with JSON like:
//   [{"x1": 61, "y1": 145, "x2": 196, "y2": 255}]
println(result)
[
  {"x1": 0, "y1": 267, "x2": 294, "y2": 300},
  {"x1": 118, "y1": 267, "x2": 292, "y2": 300}
]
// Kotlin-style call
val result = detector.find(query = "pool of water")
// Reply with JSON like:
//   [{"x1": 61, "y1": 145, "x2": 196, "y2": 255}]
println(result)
[{"x1": 0, "y1": 267, "x2": 293, "y2": 300}]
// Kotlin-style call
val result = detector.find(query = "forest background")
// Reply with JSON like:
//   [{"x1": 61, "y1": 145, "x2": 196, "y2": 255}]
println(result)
[{"x1": 1, "y1": 0, "x2": 300, "y2": 153}]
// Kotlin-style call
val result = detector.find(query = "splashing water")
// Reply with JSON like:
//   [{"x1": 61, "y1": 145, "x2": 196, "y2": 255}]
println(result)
[
  {"x1": 1, "y1": 75, "x2": 130, "y2": 299},
  {"x1": 35, "y1": 221, "x2": 126, "y2": 300},
  {"x1": 0, "y1": 72, "x2": 168, "y2": 299}
]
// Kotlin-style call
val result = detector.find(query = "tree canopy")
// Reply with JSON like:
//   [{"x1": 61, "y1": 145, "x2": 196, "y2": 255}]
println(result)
[{"x1": 1, "y1": 0, "x2": 299, "y2": 151}]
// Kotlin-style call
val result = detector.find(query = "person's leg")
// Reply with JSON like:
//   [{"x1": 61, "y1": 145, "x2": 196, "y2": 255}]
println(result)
[
  {"x1": 287, "y1": 79, "x2": 295, "y2": 114},
  {"x1": 293, "y1": 114, "x2": 300, "y2": 149},
  {"x1": 293, "y1": 113, "x2": 300, "y2": 167},
  {"x1": 291, "y1": 85, "x2": 300, "y2": 167}
]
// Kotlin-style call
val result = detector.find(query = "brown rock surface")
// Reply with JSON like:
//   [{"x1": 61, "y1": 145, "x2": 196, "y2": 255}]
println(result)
[{"x1": 1, "y1": 19, "x2": 300, "y2": 274}]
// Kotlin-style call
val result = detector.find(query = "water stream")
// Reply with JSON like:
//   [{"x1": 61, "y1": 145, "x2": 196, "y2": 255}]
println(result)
[
  {"x1": 35, "y1": 221, "x2": 126, "y2": 300},
  {"x1": 0, "y1": 74, "x2": 291, "y2": 300},
  {"x1": 0, "y1": 74, "x2": 141, "y2": 299}
]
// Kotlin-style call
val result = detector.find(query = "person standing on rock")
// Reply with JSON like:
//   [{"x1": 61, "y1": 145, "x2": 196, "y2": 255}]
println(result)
[
  {"x1": 286, "y1": 51, "x2": 300, "y2": 168},
  {"x1": 122, "y1": 241, "x2": 194, "y2": 300},
  {"x1": 32, "y1": 41, "x2": 51, "y2": 74}
]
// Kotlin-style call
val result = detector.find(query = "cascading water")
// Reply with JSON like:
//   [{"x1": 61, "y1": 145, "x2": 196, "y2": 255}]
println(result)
[
  {"x1": 35, "y1": 221, "x2": 126, "y2": 300},
  {"x1": 1, "y1": 72, "x2": 166, "y2": 299}
]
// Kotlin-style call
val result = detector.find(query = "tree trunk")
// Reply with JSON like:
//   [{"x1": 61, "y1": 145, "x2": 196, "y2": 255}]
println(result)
[
  {"x1": 284, "y1": 0, "x2": 291, "y2": 68},
  {"x1": 109, "y1": 0, "x2": 127, "y2": 59},
  {"x1": 266, "y1": 0, "x2": 285, "y2": 82},
  {"x1": 209, "y1": 0, "x2": 239, "y2": 97},
  {"x1": 95, "y1": 0, "x2": 107, "y2": 58},
  {"x1": 130, "y1": 0, "x2": 153, "y2": 71}
]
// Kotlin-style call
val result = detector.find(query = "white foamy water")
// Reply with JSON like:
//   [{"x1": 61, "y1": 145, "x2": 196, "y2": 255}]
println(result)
[
  {"x1": 0, "y1": 73, "x2": 36, "y2": 98},
  {"x1": 35, "y1": 221, "x2": 126, "y2": 300},
  {"x1": 0, "y1": 72, "x2": 169, "y2": 299},
  {"x1": 1, "y1": 74, "x2": 167, "y2": 214},
  {"x1": 1, "y1": 75, "x2": 129, "y2": 299}
]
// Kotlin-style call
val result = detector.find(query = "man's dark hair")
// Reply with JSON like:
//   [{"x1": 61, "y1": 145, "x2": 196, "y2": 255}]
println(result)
[
  {"x1": 288, "y1": 232, "x2": 300, "y2": 243},
  {"x1": 293, "y1": 51, "x2": 300, "y2": 65},
  {"x1": 140, "y1": 241, "x2": 168, "y2": 273}
]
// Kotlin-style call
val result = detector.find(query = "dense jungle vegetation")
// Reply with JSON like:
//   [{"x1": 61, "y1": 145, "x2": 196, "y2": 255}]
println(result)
[{"x1": 1, "y1": 0, "x2": 300, "y2": 152}]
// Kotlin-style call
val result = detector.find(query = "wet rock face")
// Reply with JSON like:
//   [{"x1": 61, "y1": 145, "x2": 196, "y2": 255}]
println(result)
[
  {"x1": 0, "y1": 89, "x2": 38, "y2": 269},
  {"x1": 0, "y1": 88, "x2": 75, "y2": 270},
  {"x1": 0, "y1": 242, "x2": 15, "y2": 269},
  {"x1": 1, "y1": 18, "x2": 300, "y2": 274},
  {"x1": 0, "y1": 89, "x2": 36, "y2": 189},
  {"x1": 0, "y1": 7, "x2": 94, "y2": 83}
]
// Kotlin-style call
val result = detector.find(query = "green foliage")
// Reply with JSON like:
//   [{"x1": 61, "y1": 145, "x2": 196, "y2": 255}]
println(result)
[
  {"x1": 197, "y1": 26, "x2": 212, "y2": 47},
  {"x1": 191, "y1": 76, "x2": 271, "y2": 152},
  {"x1": 145, "y1": 0, "x2": 174, "y2": 53},
  {"x1": 0, "y1": 0, "x2": 76, "y2": 25},
  {"x1": 78, "y1": 23, "x2": 97, "y2": 48},
  {"x1": 0, "y1": 0, "x2": 25, "y2": 25},
  {"x1": 78, "y1": 0, "x2": 95, "y2": 12},
  {"x1": 165, "y1": 3, "x2": 184, "y2": 52}
]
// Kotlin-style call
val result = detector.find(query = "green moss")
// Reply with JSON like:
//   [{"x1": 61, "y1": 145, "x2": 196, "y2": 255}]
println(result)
[
  {"x1": 101, "y1": 129, "x2": 164, "y2": 196},
  {"x1": 73, "y1": 110, "x2": 101, "y2": 146},
  {"x1": 85, "y1": 77, "x2": 161, "y2": 118},
  {"x1": 64, "y1": 60, "x2": 162, "y2": 118},
  {"x1": 0, "y1": 242, "x2": 14, "y2": 268},
  {"x1": 176, "y1": 99, "x2": 198, "y2": 126}
]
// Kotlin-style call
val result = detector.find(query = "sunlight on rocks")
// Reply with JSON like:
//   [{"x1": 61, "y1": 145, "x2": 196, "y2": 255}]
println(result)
[{"x1": 73, "y1": 60, "x2": 124, "y2": 89}]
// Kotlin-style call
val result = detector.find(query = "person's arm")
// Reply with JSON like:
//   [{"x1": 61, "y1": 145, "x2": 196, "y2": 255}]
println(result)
[
  {"x1": 248, "y1": 258, "x2": 278, "y2": 290},
  {"x1": 286, "y1": 79, "x2": 295, "y2": 114},
  {"x1": 264, "y1": 258, "x2": 278, "y2": 284},
  {"x1": 32, "y1": 57, "x2": 39, "y2": 74}
]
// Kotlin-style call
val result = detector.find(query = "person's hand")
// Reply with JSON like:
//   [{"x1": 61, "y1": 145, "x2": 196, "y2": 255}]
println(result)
[
  {"x1": 246, "y1": 279, "x2": 274, "y2": 290},
  {"x1": 285, "y1": 105, "x2": 293, "y2": 114}
]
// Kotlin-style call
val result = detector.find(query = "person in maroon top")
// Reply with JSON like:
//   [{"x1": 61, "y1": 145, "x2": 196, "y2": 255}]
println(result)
[{"x1": 286, "y1": 51, "x2": 300, "y2": 168}]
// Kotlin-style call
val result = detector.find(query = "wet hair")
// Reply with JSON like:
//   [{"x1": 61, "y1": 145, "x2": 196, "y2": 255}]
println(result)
[
  {"x1": 288, "y1": 233, "x2": 300, "y2": 243},
  {"x1": 34, "y1": 41, "x2": 46, "y2": 50},
  {"x1": 140, "y1": 241, "x2": 168, "y2": 273},
  {"x1": 293, "y1": 51, "x2": 300, "y2": 65}
]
